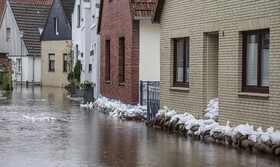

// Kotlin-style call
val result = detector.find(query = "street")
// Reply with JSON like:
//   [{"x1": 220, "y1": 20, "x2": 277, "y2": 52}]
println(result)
[{"x1": 0, "y1": 86, "x2": 279, "y2": 167}]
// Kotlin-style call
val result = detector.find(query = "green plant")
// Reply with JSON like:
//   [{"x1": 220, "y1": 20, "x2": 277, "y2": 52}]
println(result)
[
  {"x1": 74, "y1": 60, "x2": 81, "y2": 82},
  {"x1": 67, "y1": 71, "x2": 75, "y2": 82},
  {"x1": 65, "y1": 41, "x2": 74, "y2": 72}
]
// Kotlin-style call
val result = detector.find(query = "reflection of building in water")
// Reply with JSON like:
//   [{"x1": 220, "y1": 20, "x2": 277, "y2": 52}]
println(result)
[
  {"x1": 99, "y1": 120, "x2": 139, "y2": 166},
  {"x1": 40, "y1": 86, "x2": 69, "y2": 106}
]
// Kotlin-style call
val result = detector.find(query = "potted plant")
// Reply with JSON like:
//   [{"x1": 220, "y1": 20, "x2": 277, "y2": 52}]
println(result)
[{"x1": 81, "y1": 80, "x2": 94, "y2": 103}]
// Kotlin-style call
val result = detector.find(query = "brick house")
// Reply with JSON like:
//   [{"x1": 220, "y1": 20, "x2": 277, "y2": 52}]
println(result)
[
  {"x1": 41, "y1": 0, "x2": 75, "y2": 87},
  {"x1": 97, "y1": 0, "x2": 160, "y2": 104},
  {"x1": 153, "y1": 0, "x2": 280, "y2": 129}
]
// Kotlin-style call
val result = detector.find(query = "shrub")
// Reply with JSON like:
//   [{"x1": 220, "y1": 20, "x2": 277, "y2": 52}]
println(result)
[{"x1": 74, "y1": 60, "x2": 81, "y2": 82}]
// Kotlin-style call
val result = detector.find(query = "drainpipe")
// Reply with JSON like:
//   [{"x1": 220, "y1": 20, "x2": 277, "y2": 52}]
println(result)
[
  {"x1": 206, "y1": 34, "x2": 209, "y2": 103},
  {"x1": 33, "y1": 54, "x2": 35, "y2": 86}
]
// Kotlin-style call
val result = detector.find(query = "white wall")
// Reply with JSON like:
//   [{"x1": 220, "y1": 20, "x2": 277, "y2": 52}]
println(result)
[
  {"x1": 72, "y1": 0, "x2": 100, "y2": 98},
  {"x1": 0, "y1": 2, "x2": 37, "y2": 84},
  {"x1": 139, "y1": 20, "x2": 160, "y2": 81}
]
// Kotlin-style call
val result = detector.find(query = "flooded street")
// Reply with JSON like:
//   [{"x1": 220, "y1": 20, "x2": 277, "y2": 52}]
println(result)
[{"x1": 0, "y1": 86, "x2": 279, "y2": 167}]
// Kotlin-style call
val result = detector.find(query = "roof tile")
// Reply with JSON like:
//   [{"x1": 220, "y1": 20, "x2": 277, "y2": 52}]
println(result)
[
  {"x1": 131, "y1": 0, "x2": 157, "y2": 19},
  {"x1": 10, "y1": 2, "x2": 52, "y2": 55}
]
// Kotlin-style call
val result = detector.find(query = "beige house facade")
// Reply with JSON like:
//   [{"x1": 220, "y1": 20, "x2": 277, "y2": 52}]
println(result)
[
  {"x1": 154, "y1": 0, "x2": 280, "y2": 129},
  {"x1": 41, "y1": 40, "x2": 69, "y2": 87}
]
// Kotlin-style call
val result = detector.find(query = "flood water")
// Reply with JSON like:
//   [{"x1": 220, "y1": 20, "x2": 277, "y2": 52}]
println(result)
[{"x1": 0, "y1": 86, "x2": 280, "y2": 167}]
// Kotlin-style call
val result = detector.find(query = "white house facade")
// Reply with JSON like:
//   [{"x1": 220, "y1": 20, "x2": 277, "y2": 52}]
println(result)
[
  {"x1": 72, "y1": 0, "x2": 100, "y2": 99},
  {"x1": 139, "y1": 19, "x2": 160, "y2": 82},
  {"x1": 0, "y1": 1, "x2": 51, "y2": 85}
]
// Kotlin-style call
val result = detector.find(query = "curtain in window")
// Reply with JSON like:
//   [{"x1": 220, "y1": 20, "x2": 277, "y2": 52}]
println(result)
[
  {"x1": 261, "y1": 33, "x2": 269, "y2": 86},
  {"x1": 50, "y1": 55, "x2": 55, "y2": 70},
  {"x1": 246, "y1": 35, "x2": 258, "y2": 86},
  {"x1": 176, "y1": 39, "x2": 184, "y2": 82},
  {"x1": 185, "y1": 39, "x2": 189, "y2": 82}
]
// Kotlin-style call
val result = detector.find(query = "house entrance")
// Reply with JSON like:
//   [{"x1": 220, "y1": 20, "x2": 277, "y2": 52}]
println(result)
[{"x1": 205, "y1": 32, "x2": 219, "y2": 103}]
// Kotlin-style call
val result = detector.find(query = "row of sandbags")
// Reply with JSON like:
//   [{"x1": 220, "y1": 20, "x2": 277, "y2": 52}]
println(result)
[
  {"x1": 91, "y1": 95, "x2": 147, "y2": 121},
  {"x1": 148, "y1": 107, "x2": 280, "y2": 157}
]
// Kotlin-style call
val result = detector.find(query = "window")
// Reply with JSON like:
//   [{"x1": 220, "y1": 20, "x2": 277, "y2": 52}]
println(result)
[
  {"x1": 119, "y1": 37, "x2": 125, "y2": 83},
  {"x1": 81, "y1": 53, "x2": 83, "y2": 57},
  {"x1": 6, "y1": 28, "x2": 10, "y2": 42},
  {"x1": 49, "y1": 54, "x2": 55, "y2": 72},
  {"x1": 77, "y1": 5, "x2": 81, "y2": 27},
  {"x1": 16, "y1": 58, "x2": 21, "y2": 73},
  {"x1": 89, "y1": 64, "x2": 92, "y2": 73},
  {"x1": 63, "y1": 54, "x2": 67, "y2": 72},
  {"x1": 75, "y1": 45, "x2": 79, "y2": 61},
  {"x1": 243, "y1": 29, "x2": 269, "y2": 93},
  {"x1": 173, "y1": 38, "x2": 189, "y2": 87},
  {"x1": 54, "y1": 18, "x2": 59, "y2": 35},
  {"x1": 105, "y1": 40, "x2": 110, "y2": 81}
]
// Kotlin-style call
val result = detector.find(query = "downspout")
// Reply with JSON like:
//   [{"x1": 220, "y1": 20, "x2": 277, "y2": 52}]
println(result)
[
  {"x1": 206, "y1": 34, "x2": 209, "y2": 103},
  {"x1": 33, "y1": 55, "x2": 35, "y2": 86}
]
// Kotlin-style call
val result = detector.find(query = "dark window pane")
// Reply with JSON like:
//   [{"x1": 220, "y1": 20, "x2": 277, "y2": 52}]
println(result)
[
  {"x1": 119, "y1": 37, "x2": 125, "y2": 83},
  {"x1": 105, "y1": 40, "x2": 110, "y2": 81}
]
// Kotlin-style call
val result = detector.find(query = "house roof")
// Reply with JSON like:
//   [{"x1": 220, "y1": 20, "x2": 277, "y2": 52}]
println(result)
[
  {"x1": 131, "y1": 0, "x2": 157, "y2": 19},
  {"x1": 152, "y1": 0, "x2": 164, "y2": 23},
  {"x1": 9, "y1": 0, "x2": 53, "y2": 5},
  {"x1": 97, "y1": 0, "x2": 103, "y2": 34},
  {"x1": 59, "y1": 0, "x2": 75, "y2": 27},
  {"x1": 9, "y1": 1, "x2": 52, "y2": 55},
  {"x1": 97, "y1": 0, "x2": 157, "y2": 34},
  {"x1": 0, "y1": 0, "x2": 6, "y2": 20}
]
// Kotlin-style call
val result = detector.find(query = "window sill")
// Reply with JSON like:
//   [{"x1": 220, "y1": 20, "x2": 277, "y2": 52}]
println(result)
[
  {"x1": 104, "y1": 81, "x2": 110, "y2": 84},
  {"x1": 118, "y1": 83, "x2": 125, "y2": 86},
  {"x1": 48, "y1": 70, "x2": 55, "y2": 72},
  {"x1": 170, "y1": 87, "x2": 189, "y2": 92},
  {"x1": 238, "y1": 92, "x2": 269, "y2": 98}
]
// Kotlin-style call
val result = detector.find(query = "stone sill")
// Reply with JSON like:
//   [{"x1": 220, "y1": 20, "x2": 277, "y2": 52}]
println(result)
[
  {"x1": 169, "y1": 87, "x2": 189, "y2": 92},
  {"x1": 118, "y1": 83, "x2": 125, "y2": 86},
  {"x1": 237, "y1": 92, "x2": 269, "y2": 98}
]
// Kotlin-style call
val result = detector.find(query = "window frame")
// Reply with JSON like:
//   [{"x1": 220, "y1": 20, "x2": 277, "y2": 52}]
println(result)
[
  {"x1": 54, "y1": 18, "x2": 59, "y2": 35},
  {"x1": 118, "y1": 37, "x2": 125, "y2": 83},
  {"x1": 173, "y1": 37, "x2": 189, "y2": 88},
  {"x1": 77, "y1": 5, "x2": 81, "y2": 27},
  {"x1": 49, "y1": 54, "x2": 55, "y2": 72},
  {"x1": 63, "y1": 54, "x2": 67, "y2": 72},
  {"x1": 105, "y1": 40, "x2": 111, "y2": 82},
  {"x1": 89, "y1": 64, "x2": 92, "y2": 73},
  {"x1": 16, "y1": 58, "x2": 21, "y2": 73},
  {"x1": 6, "y1": 28, "x2": 11, "y2": 42},
  {"x1": 242, "y1": 29, "x2": 269, "y2": 94}
]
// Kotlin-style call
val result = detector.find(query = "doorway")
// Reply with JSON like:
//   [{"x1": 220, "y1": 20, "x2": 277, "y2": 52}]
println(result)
[{"x1": 205, "y1": 32, "x2": 219, "y2": 103}]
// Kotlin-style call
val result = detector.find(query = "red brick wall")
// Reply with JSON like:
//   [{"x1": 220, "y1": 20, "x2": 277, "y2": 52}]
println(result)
[{"x1": 100, "y1": 0, "x2": 139, "y2": 104}]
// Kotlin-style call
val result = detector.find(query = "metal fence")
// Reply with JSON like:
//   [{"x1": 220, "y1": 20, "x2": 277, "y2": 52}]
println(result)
[{"x1": 140, "y1": 81, "x2": 160, "y2": 122}]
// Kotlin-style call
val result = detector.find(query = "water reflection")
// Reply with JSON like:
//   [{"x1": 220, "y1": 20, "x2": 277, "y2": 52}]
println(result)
[{"x1": 0, "y1": 86, "x2": 279, "y2": 167}]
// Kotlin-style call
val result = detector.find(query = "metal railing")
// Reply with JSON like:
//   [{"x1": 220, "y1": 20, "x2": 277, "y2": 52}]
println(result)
[{"x1": 140, "y1": 81, "x2": 160, "y2": 122}]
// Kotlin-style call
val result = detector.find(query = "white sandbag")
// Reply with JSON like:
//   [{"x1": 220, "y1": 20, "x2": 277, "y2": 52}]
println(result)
[
  {"x1": 269, "y1": 131, "x2": 280, "y2": 144},
  {"x1": 165, "y1": 110, "x2": 176, "y2": 118},
  {"x1": 232, "y1": 123, "x2": 254, "y2": 136}
]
